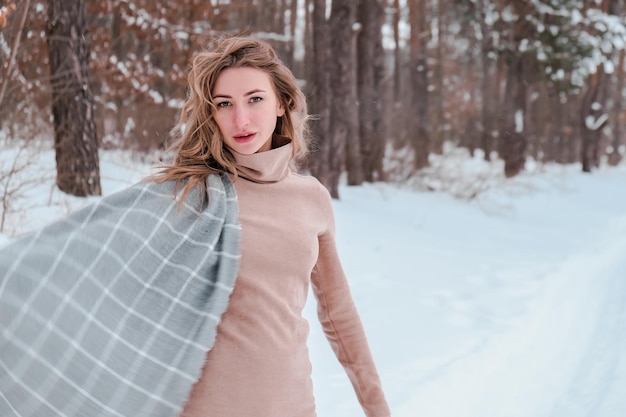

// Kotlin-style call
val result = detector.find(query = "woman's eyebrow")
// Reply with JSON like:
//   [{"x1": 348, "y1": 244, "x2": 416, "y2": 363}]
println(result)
[
  {"x1": 244, "y1": 89, "x2": 267, "y2": 96},
  {"x1": 213, "y1": 89, "x2": 267, "y2": 99}
]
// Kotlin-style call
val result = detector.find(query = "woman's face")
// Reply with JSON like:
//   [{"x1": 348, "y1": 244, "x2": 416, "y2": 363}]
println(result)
[{"x1": 212, "y1": 67, "x2": 285, "y2": 155}]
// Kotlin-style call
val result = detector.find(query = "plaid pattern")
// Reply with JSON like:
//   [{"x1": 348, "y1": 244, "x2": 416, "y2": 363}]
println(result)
[{"x1": 0, "y1": 174, "x2": 241, "y2": 417}]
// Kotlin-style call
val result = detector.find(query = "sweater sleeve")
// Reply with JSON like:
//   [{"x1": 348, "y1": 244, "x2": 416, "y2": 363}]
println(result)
[{"x1": 310, "y1": 185, "x2": 391, "y2": 417}]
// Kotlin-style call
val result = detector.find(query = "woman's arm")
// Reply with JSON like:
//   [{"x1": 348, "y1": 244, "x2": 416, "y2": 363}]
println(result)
[{"x1": 310, "y1": 187, "x2": 391, "y2": 417}]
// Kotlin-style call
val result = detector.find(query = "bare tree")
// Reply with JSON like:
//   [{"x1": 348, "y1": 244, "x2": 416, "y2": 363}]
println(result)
[
  {"x1": 310, "y1": 0, "x2": 364, "y2": 196},
  {"x1": 388, "y1": 0, "x2": 408, "y2": 148},
  {"x1": 357, "y1": 0, "x2": 386, "y2": 181},
  {"x1": 431, "y1": 0, "x2": 446, "y2": 155},
  {"x1": 330, "y1": 0, "x2": 363, "y2": 189},
  {"x1": 543, "y1": 85, "x2": 567, "y2": 163},
  {"x1": 477, "y1": 0, "x2": 497, "y2": 161},
  {"x1": 499, "y1": 54, "x2": 530, "y2": 178},
  {"x1": 497, "y1": 0, "x2": 534, "y2": 178},
  {"x1": 47, "y1": 0, "x2": 101, "y2": 196},
  {"x1": 0, "y1": 140, "x2": 51, "y2": 235},
  {"x1": 391, "y1": 0, "x2": 402, "y2": 101},
  {"x1": 408, "y1": 0, "x2": 430, "y2": 169},
  {"x1": 309, "y1": 0, "x2": 335, "y2": 194}
]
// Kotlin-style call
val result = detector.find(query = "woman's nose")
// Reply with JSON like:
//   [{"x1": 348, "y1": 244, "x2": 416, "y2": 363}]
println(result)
[{"x1": 234, "y1": 107, "x2": 250, "y2": 128}]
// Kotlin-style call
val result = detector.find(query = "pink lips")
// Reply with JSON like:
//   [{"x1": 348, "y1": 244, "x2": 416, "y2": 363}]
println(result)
[{"x1": 234, "y1": 132, "x2": 256, "y2": 143}]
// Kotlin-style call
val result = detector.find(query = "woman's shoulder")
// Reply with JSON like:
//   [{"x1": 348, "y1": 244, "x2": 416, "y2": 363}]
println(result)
[
  {"x1": 288, "y1": 173, "x2": 335, "y2": 233},
  {"x1": 290, "y1": 172, "x2": 332, "y2": 197}
]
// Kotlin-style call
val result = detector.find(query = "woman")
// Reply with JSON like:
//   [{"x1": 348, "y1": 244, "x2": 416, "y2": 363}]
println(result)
[{"x1": 152, "y1": 36, "x2": 391, "y2": 417}]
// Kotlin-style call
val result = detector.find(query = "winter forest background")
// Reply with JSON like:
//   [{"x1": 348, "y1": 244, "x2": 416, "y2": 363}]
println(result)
[{"x1": 1, "y1": 0, "x2": 626, "y2": 211}]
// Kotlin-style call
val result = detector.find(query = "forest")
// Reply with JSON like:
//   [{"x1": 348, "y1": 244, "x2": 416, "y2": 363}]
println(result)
[{"x1": 0, "y1": 0, "x2": 625, "y2": 198}]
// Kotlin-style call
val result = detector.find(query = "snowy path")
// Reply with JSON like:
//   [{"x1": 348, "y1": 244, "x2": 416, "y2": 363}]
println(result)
[
  {"x1": 394, "y1": 223, "x2": 626, "y2": 417},
  {"x1": 307, "y1": 167, "x2": 626, "y2": 417},
  {"x1": 551, "y1": 228, "x2": 626, "y2": 417}
]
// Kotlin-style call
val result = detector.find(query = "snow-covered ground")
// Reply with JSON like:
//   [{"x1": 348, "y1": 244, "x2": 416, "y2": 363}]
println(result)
[{"x1": 2, "y1": 141, "x2": 626, "y2": 417}]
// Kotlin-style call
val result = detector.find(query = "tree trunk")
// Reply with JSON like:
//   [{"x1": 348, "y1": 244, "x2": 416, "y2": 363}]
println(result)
[
  {"x1": 357, "y1": 0, "x2": 385, "y2": 182},
  {"x1": 309, "y1": 0, "x2": 336, "y2": 195},
  {"x1": 409, "y1": 0, "x2": 430, "y2": 169},
  {"x1": 392, "y1": 0, "x2": 401, "y2": 101},
  {"x1": 390, "y1": 0, "x2": 408, "y2": 146},
  {"x1": 498, "y1": 0, "x2": 536, "y2": 177},
  {"x1": 431, "y1": 0, "x2": 445, "y2": 155},
  {"x1": 608, "y1": 49, "x2": 624, "y2": 166},
  {"x1": 477, "y1": 0, "x2": 495, "y2": 161},
  {"x1": 580, "y1": 0, "x2": 613, "y2": 172},
  {"x1": 580, "y1": 68, "x2": 609, "y2": 172},
  {"x1": 544, "y1": 86, "x2": 565, "y2": 163},
  {"x1": 47, "y1": 0, "x2": 101, "y2": 196},
  {"x1": 284, "y1": 0, "x2": 299, "y2": 71},
  {"x1": 329, "y1": 0, "x2": 362, "y2": 190},
  {"x1": 499, "y1": 54, "x2": 527, "y2": 178},
  {"x1": 563, "y1": 95, "x2": 580, "y2": 164}
]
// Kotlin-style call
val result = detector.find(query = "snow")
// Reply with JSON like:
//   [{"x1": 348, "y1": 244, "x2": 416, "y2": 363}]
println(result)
[
  {"x1": 2, "y1": 142, "x2": 626, "y2": 417},
  {"x1": 585, "y1": 113, "x2": 609, "y2": 131},
  {"x1": 309, "y1": 164, "x2": 626, "y2": 417},
  {"x1": 515, "y1": 110, "x2": 524, "y2": 132}
]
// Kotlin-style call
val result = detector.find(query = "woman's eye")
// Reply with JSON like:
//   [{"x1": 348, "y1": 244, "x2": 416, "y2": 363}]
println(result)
[
  {"x1": 216, "y1": 101, "x2": 230, "y2": 108},
  {"x1": 250, "y1": 96, "x2": 263, "y2": 103}
]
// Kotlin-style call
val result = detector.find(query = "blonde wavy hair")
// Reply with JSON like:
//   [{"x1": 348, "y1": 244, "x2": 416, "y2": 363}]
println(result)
[{"x1": 150, "y1": 36, "x2": 310, "y2": 203}]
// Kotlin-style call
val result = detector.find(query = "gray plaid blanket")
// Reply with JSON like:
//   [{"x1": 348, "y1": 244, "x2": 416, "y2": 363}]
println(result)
[{"x1": 0, "y1": 174, "x2": 241, "y2": 417}]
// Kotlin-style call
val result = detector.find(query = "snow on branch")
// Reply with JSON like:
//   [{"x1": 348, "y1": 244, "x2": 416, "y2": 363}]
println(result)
[
  {"x1": 584, "y1": 113, "x2": 609, "y2": 131},
  {"x1": 117, "y1": 0, "x2": 213, "y2": 35}
]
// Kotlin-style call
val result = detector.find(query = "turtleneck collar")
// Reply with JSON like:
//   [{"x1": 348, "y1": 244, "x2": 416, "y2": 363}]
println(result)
[{"x1": 230, "y1": 136, "x2": 293, "y2": 184}]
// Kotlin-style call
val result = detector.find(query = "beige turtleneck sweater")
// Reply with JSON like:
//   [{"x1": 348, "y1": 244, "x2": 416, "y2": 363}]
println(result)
[{"x1": 181, "y1": 141, "x2": 390, "y2": 417}]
